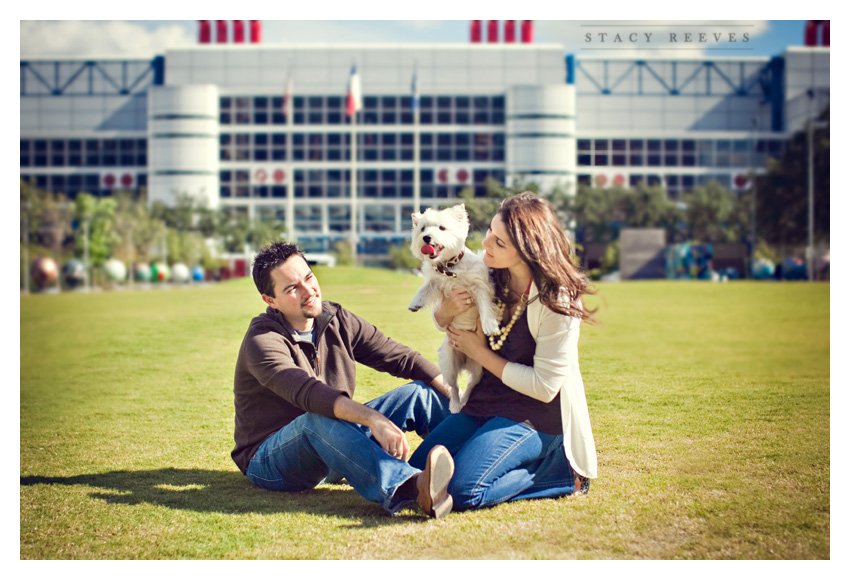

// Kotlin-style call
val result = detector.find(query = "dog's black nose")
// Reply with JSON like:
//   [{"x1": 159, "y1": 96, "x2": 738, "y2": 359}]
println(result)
[{"x1": 423, "y1": 235, "x2": 431, "y2": 244}]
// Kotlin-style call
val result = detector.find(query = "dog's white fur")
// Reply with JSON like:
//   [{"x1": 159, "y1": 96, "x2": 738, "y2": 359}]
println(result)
[{"x1": 408, "y1": 204, "x2": 501, "y2": 413}]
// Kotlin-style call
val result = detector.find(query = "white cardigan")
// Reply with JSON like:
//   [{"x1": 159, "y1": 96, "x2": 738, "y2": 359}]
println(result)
[{"x1": 436, "y1": 281, "x2": 598, "y2": 479}]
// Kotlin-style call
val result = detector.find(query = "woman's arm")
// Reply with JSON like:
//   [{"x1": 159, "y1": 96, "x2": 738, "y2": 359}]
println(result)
[
  {"x1": 501, "y1": 306, "x2": 577, "y2": 402},
  {"x1": 448, "y1": 303, "x2": 577, "y2": 403}
]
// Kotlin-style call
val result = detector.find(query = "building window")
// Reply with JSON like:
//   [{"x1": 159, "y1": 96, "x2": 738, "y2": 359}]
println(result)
[
  {"x1": 295, "y1": 205, "x2": 322, "y2": 233},
  {"x1": 257, "y1": 205, "x2": 287, "y2": 224},
  {"x1": 25, "y1": 137, "x2": 147, "y2": 168},
  {"x1": 328, "y1": 205, "x2": 351, "y2": 233},
  {"x1": 473, "y1": 169, "x2": 506, "y2": 197},
  {"x1": 413, "y1": 94, "x2": 505, "y2": 126},
  {"x1": 364, "y1": 204, "x2": 396, "y2": 233},
  {"x1": 20, "y1": 139, "x2": 30, "y2": 167}
]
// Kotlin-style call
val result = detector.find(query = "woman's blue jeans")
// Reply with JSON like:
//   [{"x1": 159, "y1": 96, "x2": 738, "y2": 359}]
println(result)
[
  {"x1": 245, "y1": 381, "x2": 450, "y2": 514},
  {"x1": 409, "y1": 413, "x2": 576, "y2": 511}
]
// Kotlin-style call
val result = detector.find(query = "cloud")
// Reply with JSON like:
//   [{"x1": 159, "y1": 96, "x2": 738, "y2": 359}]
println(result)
[
  {"x1": 20, "y1": 21, "x2": 194, "y2": 58},
  {"x1": 395, "y1": 20, "x2": 445, "y2": 31}
]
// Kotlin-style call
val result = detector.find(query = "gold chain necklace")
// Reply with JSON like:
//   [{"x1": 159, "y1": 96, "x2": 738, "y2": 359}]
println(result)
[{"x1": 488, "y1": 280, "x2": 533, "y2": 352}]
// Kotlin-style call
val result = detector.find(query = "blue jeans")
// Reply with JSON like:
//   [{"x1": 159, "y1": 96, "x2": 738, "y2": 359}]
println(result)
[
  {"x1": 409, "y1": 413, "x2": 576, "y2": 511},
  {"x1": 246, "y1": 381, "x2": 450, "y2": 514}
]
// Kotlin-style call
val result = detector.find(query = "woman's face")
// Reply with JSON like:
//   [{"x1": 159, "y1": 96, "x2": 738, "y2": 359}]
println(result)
[{"x1": 482, "y1": 214, "x2": 524, "y2": 270}]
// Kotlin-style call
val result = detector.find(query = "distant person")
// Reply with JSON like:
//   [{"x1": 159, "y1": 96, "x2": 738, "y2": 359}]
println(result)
[
  {"x1": 410, "y1": 192, "x2": 598, "y2": 510},
  {"x1": 232, "y1": 242, "x2": 454, "y2": 518}
]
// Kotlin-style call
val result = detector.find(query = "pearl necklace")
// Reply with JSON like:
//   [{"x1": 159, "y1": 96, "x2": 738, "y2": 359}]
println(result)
[{"x1": 488, "y1": 281, "x2": 532, "y2": 352}]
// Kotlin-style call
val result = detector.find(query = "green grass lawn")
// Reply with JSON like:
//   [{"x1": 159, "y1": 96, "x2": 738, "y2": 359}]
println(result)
[{"x1": 20, "y1": 269, "x2": 830, "y2": 559}]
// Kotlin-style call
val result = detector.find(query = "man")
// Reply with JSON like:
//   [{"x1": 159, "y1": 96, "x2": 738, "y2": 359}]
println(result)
[{"x1": 232, "y1": 241, "x2": 454, "y2": 517}]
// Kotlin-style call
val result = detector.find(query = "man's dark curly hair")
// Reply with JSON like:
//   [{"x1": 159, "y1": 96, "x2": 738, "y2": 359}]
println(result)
[{"x1": 252, "y1": 242, "x2": 305, "y2": 297}]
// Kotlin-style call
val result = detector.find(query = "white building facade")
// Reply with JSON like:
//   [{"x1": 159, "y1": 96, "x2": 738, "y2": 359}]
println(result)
[{"x1": 20, "y1": 22, "x2": 829, "y2": 260}]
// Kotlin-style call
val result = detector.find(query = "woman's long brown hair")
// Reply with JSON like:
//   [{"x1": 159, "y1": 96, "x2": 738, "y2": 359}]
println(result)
[{"x1": 492, "y1": 191, "x2": 598, "y2": 323}]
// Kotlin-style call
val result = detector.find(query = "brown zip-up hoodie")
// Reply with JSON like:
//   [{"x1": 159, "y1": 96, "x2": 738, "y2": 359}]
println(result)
[{"x1": 231, "y1": 300, "x2": 441, "y2": 474}]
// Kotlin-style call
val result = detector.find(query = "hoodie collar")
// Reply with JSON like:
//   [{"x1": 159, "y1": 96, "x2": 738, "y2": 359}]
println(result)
[{"x1": 267, "y1": 301, "x2": 336, "y2": 342}]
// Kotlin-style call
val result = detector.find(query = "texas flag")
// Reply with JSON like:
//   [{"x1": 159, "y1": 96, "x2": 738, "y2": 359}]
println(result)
[{"x1": 346, "y1": 65, "x2": 362, "y2": 117}]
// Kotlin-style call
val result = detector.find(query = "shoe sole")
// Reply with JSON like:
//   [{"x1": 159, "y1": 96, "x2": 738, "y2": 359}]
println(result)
[{"x1": 419, "y1": 445, "x2": 454, "y2": 518}]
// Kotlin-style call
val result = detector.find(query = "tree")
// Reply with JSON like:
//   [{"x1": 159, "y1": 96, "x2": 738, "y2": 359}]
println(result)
[
  {"x1": 619, "y1": 182, "x2": 682, "y2": 231},
  {"x1": 111, "y1": 191, "x2": 163, "y2": 265},
  {"x1": 458, "y1": 176, "x2": 543, "y2": 234},
  {"x1": 754, "y1": 104, "x2": 829, "y2": 253},
  {"x1": 571, "y1": 184, "x2": 626, "y2": 243},
  {"x1": 21, "y1": 179, "x2": 73, "y2": 259},
  {"x1": 456, "y1": 179, "x2": 509, "y2": 234},
  {"x1": 681, "y1": 181, "x2": 749, "y2": 243},
  {"x1": 74, "y1": 193, "x2": 119, "y2": 285},
  {"x1": 217, "y1": 208, "x2": 286, "y2": 254},
  {"x1": 570, "y1": 182, "x2": 683, "y2": 244},
  {"x1": 387, "y1": 242, "x2": 421, "y2": 271}
]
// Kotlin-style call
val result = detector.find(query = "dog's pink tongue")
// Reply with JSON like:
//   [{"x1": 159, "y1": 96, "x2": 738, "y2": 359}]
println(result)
[{"x1": 421, "y1": 245, "x2": 436, "y2": 256}]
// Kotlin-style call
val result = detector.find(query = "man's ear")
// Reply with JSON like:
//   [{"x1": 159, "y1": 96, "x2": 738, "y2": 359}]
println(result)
[{"x1": 261, "y1": 293, "x2": 277, "y2": 309}]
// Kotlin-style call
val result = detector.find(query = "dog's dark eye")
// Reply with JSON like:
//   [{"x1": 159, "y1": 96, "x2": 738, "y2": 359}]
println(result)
[
  {"x1": 421, "y1": 226, "x2": 425, "y2": 231},
  {"x1": 439, "y1": 226, "x2": 446, "y2": 231}
]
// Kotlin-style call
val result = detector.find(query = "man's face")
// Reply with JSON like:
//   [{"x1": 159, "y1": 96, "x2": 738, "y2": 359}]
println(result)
[{"x1": 262, "y1": 255, "x2": 323, "y2": 331}]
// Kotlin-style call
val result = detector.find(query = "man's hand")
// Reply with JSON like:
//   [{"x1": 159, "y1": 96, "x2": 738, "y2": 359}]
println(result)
[
  {"x1": 332, "y1": 395, "x2": 409, "y2": 460},
  {"x1": 369, "y1": 415, "x2": 410, "y2": 461}
]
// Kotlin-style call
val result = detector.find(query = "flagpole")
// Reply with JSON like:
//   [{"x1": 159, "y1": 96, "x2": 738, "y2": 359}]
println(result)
[
  {"x1": 347, "y1": 65, "x2": 361, "y2": 265},
  {"x1": 413, "y1": 67, "x2": 420, "y2": 216},
  {"x1": 350, "y1": 110, "x2": 358, "y2": 264},
  {"x1": 285, "y1": 75, "x2": 296, "y2": 243}
]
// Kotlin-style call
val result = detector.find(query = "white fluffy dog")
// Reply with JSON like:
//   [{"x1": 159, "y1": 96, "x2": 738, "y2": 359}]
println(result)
[{"x1": 408, "y1": 204, "x2": 501, "y2": 413}]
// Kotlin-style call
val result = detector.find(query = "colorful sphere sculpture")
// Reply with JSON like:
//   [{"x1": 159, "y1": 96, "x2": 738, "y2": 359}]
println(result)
[
  {"x1": 192, "y1": 266, "x2": 204, "y2": 282},
  {"x1": 62, "y1": 259, "x2": 87, "y2": 288},
  {"x1": 171, "y1": 263, "x2": 190, "y2": 283},
  {"x1": 30, "y1": 257, "x2": 59, "y2": 290},
  {"x1": 134, "y1": 263, "x2": 152, "y2": 282},
  {"x1": 103, "y1": 258, "x2": 127, "y2": 282},
  {"x1": 751, "y1": 258, "x2": 775, "y2": 280},
  {"x1": 151, "y1": 262, "x2": 170, "y2": 282}
]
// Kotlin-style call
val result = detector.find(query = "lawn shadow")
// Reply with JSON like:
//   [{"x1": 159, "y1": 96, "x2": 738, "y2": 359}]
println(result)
[{"x1": 20, "y1": 468, "x2": 423, "y2": 526}]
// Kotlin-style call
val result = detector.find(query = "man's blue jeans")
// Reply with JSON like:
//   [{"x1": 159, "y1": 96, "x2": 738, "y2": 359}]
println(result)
[
  {"x1": 245, "y1": 381, "x2": 450, "y2": 514},
  {"x1": 409, "y1": 413, "x2": 576, "y2": 511}
]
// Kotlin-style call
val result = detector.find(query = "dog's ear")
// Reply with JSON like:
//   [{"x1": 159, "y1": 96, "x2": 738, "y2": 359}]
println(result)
[
  {"x1": 450, "y1": 204, "x2": 468, "y2": 222},
  {"x1": 411, "y1": 212, "x2": 421, "y2": 227}
]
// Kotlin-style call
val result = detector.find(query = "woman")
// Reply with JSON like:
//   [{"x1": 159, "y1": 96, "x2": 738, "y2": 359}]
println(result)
[{"x1": 408, "y1": 192, "x2": 598, "y2": 511}]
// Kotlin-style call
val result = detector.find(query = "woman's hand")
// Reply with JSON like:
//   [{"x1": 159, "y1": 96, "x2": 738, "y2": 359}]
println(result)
[
  {"x1": 434, "y1": 288, "x2": 475, "y2": 328},
  {"x1": 447, "y1": 317, "x2": 510, "y2": 382},
  {"x1": 447, "y1": 318, "x2": 487, "y2": 361}
]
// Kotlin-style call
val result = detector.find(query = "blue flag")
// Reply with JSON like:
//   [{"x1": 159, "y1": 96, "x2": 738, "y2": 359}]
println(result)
[{"x1": 411, "y1": 72, "x2": 420, "y2": 112}]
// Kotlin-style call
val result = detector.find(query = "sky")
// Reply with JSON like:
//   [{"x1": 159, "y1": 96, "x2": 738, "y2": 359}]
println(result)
[{"x1": 19, "y1": 19, "x2": 817, "y2": 60}]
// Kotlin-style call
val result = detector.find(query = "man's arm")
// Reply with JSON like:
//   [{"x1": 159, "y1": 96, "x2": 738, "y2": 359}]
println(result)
[
  {"x1": 429, "y1": 374, "x2": 450, "y2": 399},
  {"x1": 244, "y1": 326, "x2": 345, "y2": 418},
  {"x1": 332, "y1": 396, "x2": 411, "y2": 460},
  {"x1": 342, "y1": 308, "x2": 443, "y2": 388}
]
